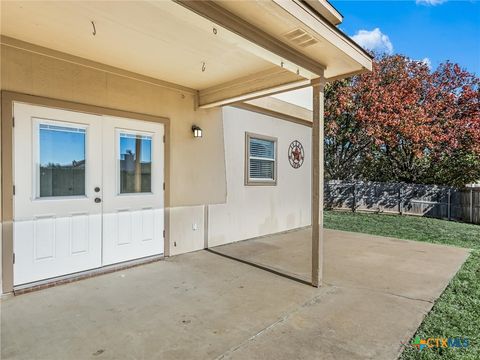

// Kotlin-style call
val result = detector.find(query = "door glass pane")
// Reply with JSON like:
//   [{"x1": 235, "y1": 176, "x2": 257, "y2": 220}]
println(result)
[
  {"x1": 119, "y1": 133, "x2": 152, "y2": 194},
  {"x1": 39, "y1": 124, "x2": 86, "y2": 197}
]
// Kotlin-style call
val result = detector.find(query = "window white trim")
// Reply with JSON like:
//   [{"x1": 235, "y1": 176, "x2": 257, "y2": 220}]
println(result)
[{"x1": 245, "y1": 132, "x2": 277, "y2": 186}]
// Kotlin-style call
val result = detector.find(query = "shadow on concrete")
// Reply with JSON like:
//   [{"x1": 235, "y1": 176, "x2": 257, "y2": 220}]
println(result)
[{"x1": 208, "y1": 227, "x2": 313, "y2": 286}]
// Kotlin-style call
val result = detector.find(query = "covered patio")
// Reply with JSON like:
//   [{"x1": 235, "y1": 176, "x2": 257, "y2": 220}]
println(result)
[
  {"x1": 1, "y1": 0, "x2": 372, "y2": 293},
  {"x1": 1, "y1": 228, "x2": 468, "y2": 359}
]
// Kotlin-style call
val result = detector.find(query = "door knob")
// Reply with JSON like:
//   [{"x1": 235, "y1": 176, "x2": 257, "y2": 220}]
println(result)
[
  {"x1": 94, "y1": 187, "x2": 100, "y2": 192},
  {"x1": 94, "y1": 197, "x2": 102, "y2": 203}
]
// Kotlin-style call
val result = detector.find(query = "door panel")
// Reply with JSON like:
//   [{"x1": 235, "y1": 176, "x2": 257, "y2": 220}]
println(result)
[
  {"x1": 101, "y1": 116, "x2": 164, "y2": 265},
  {"x1": 13, "y1": 103, "x2": 103, "y2": 285},
  {"x1": 70, "y1": 213, "x2": 90, "y2": 254},
  {"x1": 13, "y1": 104, "x2": 165, "y2": 285}
]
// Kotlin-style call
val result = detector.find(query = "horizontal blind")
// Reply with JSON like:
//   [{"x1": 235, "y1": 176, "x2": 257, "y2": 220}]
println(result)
[
  {"x1": 249, "y1": 137, "x2": 275, "y2": 180},
  {"x1": 250, "y1": 138, "x2": 275, "y2": 159}
]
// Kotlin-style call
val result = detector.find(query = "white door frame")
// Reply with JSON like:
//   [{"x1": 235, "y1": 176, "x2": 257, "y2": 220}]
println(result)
[{"x1": 1, "y1": 91, "x2": 171, "y2": 294}]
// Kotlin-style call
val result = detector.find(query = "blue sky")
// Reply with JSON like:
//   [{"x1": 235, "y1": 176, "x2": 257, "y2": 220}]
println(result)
[
  {"x1": 331, "y1": 0, "x2": 480, "y2": 75},
  {"x1": 40, "y1": 128, "x2": 85, "y2": 166},
  {"x1": 274, "y1": 0, "x2": 479, "y2": 109},
  {"x1": 40, "y1": 128, "x2": 152, "y2": 167}
]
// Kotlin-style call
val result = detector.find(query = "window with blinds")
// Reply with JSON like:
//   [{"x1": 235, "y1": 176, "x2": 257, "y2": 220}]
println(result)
[{"x1": 246, "y1": 133, "x2": 277, "y2": 185}]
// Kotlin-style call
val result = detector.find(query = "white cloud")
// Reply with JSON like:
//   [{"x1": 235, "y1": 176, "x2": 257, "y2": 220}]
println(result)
[
  {"x1": 416, "y1": 0, "x2": 447, "y2": 6},
  {"x1": 351, "y1": 28, "x2": 393, "y2": 54},
  {"x1": 421, "y1": 57, "x2": 432, "y2": 69}
]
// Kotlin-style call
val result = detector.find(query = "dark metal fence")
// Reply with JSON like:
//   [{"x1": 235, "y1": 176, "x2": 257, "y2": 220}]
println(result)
[{"x1": 325, "y1": 180, "x2": 480, "y2": 225}]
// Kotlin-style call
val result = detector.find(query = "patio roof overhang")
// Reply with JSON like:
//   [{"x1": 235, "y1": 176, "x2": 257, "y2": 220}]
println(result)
[
  {"x1": 1, "y1": 0, "x2": 372, "y2": 109},
  {"x1": 1, "y1": 0, "x2": 372, "y2": 289}
]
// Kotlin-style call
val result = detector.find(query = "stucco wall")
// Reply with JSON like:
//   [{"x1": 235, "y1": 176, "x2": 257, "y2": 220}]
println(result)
[
  {"x1": 0, "y1": 42, "x2": 312, "y2": 291},
  {"x1": 0, "y1": 43, "x2": 227, "y2": 264},
  {"x1": 0, "y1": 44, "x2": 227, "y2": 207},
  {"x1": 208, "y1": 107, "x2": 311, "y2": 247}
]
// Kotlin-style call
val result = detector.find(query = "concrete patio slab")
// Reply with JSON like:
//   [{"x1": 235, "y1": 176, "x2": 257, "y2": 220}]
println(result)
[
  {"x1": 213, "y1": 228, "x2": 469, "y2": 302},
  {"x1": 1, "y1": 229, "x2": 469, "y2": 360}
]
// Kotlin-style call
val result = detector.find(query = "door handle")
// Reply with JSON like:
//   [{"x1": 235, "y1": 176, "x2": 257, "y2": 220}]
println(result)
[{"x1": 94, "y1": 197, "x2": 102, "y2": 203}]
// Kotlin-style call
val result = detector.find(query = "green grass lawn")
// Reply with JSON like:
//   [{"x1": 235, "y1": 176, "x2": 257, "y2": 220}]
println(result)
[{"x1": 324, "y1": 211, "x2": 480, "y2": 360}]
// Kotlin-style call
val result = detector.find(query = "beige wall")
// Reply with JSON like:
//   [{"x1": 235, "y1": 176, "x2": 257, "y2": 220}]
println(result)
[
  {"x1": 208, "y1": 107, "x2": 311, "y2": 247},
  {"x1": 0, "y1": 44, "x2": 227, "y2": 265},
  {"x1": 0, "y1": 42, "x2": 313, "y2": 290},
  {"x1": 169, "y1": 206, "x2": 206, "y2": 256},
  {"x1": 0, "y1": 44, "x2": 227, "y2": 207}
]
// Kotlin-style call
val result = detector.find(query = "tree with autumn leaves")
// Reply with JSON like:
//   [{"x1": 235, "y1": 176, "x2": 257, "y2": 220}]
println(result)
[{"x1": 324, "y1": 54, "x2": 480, "y2": 187}]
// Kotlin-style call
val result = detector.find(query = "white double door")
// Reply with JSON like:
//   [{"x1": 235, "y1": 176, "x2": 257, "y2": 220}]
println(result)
[{"x1": 13, "y1": 103, "x2": 164, "y2": 286}]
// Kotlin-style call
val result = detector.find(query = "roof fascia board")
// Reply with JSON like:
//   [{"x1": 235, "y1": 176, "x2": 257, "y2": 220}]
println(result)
[
  {"x1": 273, "y1": 0, "x2": 373, "y2": 74},
  {"x1": 304, "y1": 0, "x2": 343, "y2": 25}
]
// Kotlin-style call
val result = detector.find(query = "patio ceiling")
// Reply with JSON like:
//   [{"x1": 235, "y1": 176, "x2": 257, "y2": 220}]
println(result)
[{"x1": 1, "y1": 0, "x2": 371, "y2": 108}]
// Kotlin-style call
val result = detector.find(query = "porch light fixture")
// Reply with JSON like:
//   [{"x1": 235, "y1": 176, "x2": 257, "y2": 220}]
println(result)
[{"x1": 192, "y1": 125, "x2": 203, "y2": 138}]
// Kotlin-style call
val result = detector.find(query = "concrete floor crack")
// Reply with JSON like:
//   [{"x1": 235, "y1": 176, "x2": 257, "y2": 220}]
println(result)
[
  {"x1": 323, "y1": 282, "x2": 434, "y2": 304},
  {"x1": 214, "y1": 287, "x2": 337, "y2": 360}
]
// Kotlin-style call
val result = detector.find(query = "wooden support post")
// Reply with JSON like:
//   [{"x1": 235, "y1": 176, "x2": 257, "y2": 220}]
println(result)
[{"x1": 311, "y1": 79, "x2": 325, "y2": 288}]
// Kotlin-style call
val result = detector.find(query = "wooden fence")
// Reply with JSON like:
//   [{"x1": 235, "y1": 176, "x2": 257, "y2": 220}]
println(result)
[{"x1": 325, "y1": 180, "x2": 480, "y2": 225}]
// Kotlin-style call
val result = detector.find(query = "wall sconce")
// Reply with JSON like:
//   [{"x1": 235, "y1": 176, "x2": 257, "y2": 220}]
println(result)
[{"x1": 192, "y1": 125, "x2": 203, "y2": 138}]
